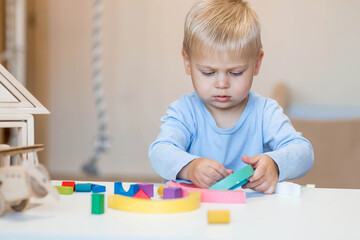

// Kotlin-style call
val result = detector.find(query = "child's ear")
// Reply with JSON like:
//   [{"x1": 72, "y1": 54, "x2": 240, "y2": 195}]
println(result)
[
  {"x1": 182, "y1": 50, "x2": 191, "y2": 75},
  {"x1": 254, "y1": 50, "x2": 264, "y2": 76}
]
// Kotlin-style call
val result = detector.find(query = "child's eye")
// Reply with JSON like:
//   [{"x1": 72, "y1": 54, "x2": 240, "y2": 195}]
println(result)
[
  {"x1": 202, "y1": 71, "x2": 215, "y2": 76},
  {"x1": 229, "y1": 71, "x2": 244, "y2": 76}
]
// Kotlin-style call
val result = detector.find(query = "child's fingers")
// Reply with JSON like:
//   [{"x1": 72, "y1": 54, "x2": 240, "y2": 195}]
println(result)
[
  {"x1": 209, "y1": 162, "x2": 229, "y2": 179},
  {"x1": 226, "y1": 169, "x2": 234, "y2": 175},
  {"x1": 249, "y1": 164, "x2": 266, "y2": 182},
  {"x1": 252, "y1": 180, "x2": 276, "y2": 194},
  {"x1": 241, "y1": 155, "x2": 260, "y2": 167},
  {"x1": 243, "y1": 175, "x2": 266, "y2": 189}
]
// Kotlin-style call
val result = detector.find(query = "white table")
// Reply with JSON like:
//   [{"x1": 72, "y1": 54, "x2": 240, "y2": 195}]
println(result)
[{"x1": 0, "y1": 181, "x2": 359, "y2": 240}]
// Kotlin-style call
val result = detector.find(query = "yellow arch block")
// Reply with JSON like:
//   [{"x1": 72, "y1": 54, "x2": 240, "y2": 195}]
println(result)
[{"x1": 108, "y1": 191, "x2": 201, "y2": 213}]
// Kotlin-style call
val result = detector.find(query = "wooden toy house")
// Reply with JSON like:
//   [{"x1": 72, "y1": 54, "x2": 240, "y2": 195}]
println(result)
[{"x1": 0, "y1": 64, "x2": 49, "y2": 152}]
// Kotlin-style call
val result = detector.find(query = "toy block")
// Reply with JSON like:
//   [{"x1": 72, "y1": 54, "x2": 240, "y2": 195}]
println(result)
[
  {"x1": 157, "y1": 185, "x2": 166, "y2": 198},
  {"x1": 75, "y1": 183, "x2": 92, "y2": 192},
  {"x1": 163, "y1": 187, "x2": 182, "y2": 199},
  {"x1": 92, "y1": 184, "x2": 106, "y2": 193},
  {"x1": 208, "y1": 210, "x2": 230, "y2": 224},
  {"x1": 92, "y1": 193, "x2": 104, "y2": 214},
  {"x1": 62, "y1": 181, "x2": 76, "y2": 191},
  {"x1": 114, "y1": 182, "x2": 139, "y2": 197},
  {"x1": 108, "y1": 191, "x2": 200, "y2": 214},
  {"x1": 137, "y1": 183, "x2": 154, "y2": 197},
  {"x1": 56, "y1": 186, "x2": 73, "y2": 195},
  {"x1": 167, "y1": 181, "x2": 246, "y2": 203},
  {"x1": 209, "y1": 165, "x2": 254, "y2": 190},
  {"x1": 133, "y1": 189, "x2": 151, "y2": 199}
]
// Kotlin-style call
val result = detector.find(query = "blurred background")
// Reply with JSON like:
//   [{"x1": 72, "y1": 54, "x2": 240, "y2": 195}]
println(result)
[{"x1": 0, "y1": 0, "x2": 359, "y2": 188}]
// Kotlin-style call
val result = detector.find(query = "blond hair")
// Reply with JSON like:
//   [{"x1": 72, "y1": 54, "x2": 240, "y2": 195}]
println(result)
[{"x1": 183, "y1": 0, "x2": 262, "y2": 59}]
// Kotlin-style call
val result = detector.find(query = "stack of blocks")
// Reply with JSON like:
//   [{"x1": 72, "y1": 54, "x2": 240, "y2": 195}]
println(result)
[
  {"x1": 113, "y1": 182, "x2": 183, "y2": 200},
  {"x1": 56, "y1": 181, "x2": 107, "y2": 195},
  {"x1": 55, "y1": 181, "x2": 107, "y2": 215},
  {"x1": 56, "y1": 181, "x2": 192, "y2": 215}
]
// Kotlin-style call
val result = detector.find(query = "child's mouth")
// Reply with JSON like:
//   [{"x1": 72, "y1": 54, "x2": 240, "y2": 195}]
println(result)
[{"x1": 214, "y1": 96, "x2": 230, "y2": 102}]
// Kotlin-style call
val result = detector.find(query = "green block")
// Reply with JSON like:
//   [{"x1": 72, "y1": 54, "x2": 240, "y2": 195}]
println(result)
[
  {"x1": 92, "y1": 193, "x2": 105, "y2": 214},
  {"x1": 209, "y1": 165, "x2": 254, "y2": 190},
  {"x1": 56, "y1": 186, "x2": 74, "y2": 195}
]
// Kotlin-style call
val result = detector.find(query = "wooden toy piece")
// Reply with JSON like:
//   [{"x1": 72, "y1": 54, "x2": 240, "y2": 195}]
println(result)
[
  {"x1": 114, "y1": 182, "x2": 139, "y2": 197},
  {"x1": 133, "y1": 189, "x2": 151, "y2": 199},
  {"x1": 75, "y1": 183, "x2": 92, "y2": 192},
  {"x1": 62, "y1": 181, "x2": 76, "y2": 191},
  {"x1": 157, "y1": 185, "x2": 166, "y2": 198},
  {"x1": 0, "y1": 64, "x2": 49, "y2": 161},
  {"x1": 166, "y1": 181, "x2": 246, "y2": 203},
  {"x1": 209, "y1": 165, "x2": 254, "y2": 190},
  {"x1": 108, "y1": 190, "x2": 201, "y2": 214},
  {"x1": 163, "y1": 187, "x2": 182, "y2": 199},
  {"x1": 208, "y1": 210, "x2": 230, "y2": 224},
  {"x1": 56, "y1": 186, "x2": 74, "y2": 195},
  {"x1": 0, "y1": 64, "x2": 49, "y2": 114},
  {"x1": 92, "y1": 184, "x2": 106, "y2": 193},
  {"x1": 0, "y1": 146, "x2": 59, "y2": 216},
  {"x1": 92, "y1": 193, "x2": 105, "y2": 214},
  {"x1": 137, "y1": 183, "x2": 154, "y2": 197}
]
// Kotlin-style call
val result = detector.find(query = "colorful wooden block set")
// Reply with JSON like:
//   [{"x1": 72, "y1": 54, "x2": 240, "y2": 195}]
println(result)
[{"x1": 55, "y1": 165, "x2": 255, "y2": 222}]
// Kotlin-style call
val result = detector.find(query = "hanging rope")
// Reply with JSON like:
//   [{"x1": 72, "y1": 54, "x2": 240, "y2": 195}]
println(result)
[{"x1": 83, "y1": 0, "x2": 110, "y2": 176}]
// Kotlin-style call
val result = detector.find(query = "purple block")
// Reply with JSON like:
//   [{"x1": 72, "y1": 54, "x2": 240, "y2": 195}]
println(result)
[
  {"x1": 163, "y1": 187, "x2": 182, "y2": 199},
  {"x1": 138, "y1": 183, "x2": 154, "y2": 197}
]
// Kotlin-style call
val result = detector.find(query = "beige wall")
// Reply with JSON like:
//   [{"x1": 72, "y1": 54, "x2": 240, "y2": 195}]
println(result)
[
  {"x1": 0, "y1": 0, "x2": 6, "y2": 143},
  {"x1": 29, "y1": 0, "x2": 360, "y2": 184}
]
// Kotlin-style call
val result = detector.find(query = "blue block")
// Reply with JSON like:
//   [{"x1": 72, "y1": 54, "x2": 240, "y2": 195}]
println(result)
[
  {"x1": 114, "y1": 182, "x2": 138, "y2": 197},
  {"x1": 92, "y1": 184, "x2": 106, "y2": 193},
  {"x1": 75, "y1": 183, "x2": 92, "y2": 192}
]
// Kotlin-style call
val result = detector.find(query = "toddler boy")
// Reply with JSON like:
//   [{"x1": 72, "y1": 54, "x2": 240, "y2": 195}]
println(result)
[{"x1": 149, "y1": 0, "x2": 313, "y2": 193}]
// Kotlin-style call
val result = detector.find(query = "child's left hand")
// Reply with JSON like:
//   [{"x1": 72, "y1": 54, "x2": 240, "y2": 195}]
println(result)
[{"x1": 241, "y1": 154, "x2": 279, "y2": 194}]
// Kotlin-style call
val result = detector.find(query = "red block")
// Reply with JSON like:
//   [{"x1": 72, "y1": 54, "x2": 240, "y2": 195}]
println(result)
[
  {"x1": 133, "y1": 189, "x2": 150, "y2": 199},
  {"x1": 62, "y1": 181, "x2": 76, "y2": 191}
]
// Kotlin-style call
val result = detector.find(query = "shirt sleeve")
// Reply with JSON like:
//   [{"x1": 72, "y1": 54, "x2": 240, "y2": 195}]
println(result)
[
  {"x1": 262, "y1": 98, "x2": 314, "y2": 181},
  {"x1": 148, "y1": 100, "x2": 199, "y2": 181}
]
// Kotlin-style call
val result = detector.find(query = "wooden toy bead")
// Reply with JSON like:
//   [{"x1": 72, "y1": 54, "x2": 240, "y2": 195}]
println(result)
[
  {"x1": 92, "y1": 193, "x2": 104, "y2": 214},
  {"x1": 208, "y1": 210, "x2": 230, "y2": 224}
]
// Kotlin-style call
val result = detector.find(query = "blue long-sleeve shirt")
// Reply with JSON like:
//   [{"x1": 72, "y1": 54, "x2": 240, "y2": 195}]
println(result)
[{"x1": 149, "y1": 91, "x2": 314, "y2": 182}]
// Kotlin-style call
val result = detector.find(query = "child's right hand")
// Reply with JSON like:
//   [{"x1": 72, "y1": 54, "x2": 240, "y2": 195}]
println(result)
[{"x1": 177, "y1": 158, "x2": 233, "y2": 188}]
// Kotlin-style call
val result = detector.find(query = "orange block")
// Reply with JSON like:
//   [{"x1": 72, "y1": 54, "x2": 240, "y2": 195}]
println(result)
[{"x1": 133, "y1": 189, "x2": 151, "y2": 199}]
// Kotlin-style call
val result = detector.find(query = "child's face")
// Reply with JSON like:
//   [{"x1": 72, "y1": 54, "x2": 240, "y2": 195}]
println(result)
[{"x1": 182, "y1": 47, "x2": 264, "y2": 113}]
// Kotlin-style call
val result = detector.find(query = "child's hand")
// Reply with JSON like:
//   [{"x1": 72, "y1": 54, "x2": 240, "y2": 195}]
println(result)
[
  {"x1": 241, "y1": 154, "x2": 279, "y2": 194},
  {"x1": 177, "y1": 158, "x2": 233, "y2": 189}
]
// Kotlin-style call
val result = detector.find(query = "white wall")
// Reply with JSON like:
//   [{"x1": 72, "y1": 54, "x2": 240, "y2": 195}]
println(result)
[{"x1": 43, "y1": 0, "x2": 360, "y2": 179}]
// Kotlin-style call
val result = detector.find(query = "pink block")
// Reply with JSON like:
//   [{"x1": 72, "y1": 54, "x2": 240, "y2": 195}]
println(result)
[
  {"x1": 166, "y1": 181, "x2": 246, "y2": 203},
  {"x1": 138, "y1": 183, "x2": 154, "y2": 197}
]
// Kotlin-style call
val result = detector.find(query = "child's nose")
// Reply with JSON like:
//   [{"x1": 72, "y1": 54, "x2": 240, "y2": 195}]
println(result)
[{"x1": 215, "y1": 75, "x2": 230, "y2": 89}]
